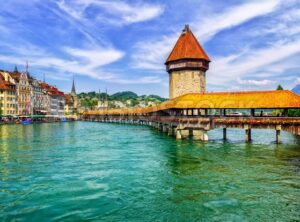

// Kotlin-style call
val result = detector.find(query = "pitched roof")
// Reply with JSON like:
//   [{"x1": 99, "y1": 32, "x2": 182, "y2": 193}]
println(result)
[
  {"x1": 65, "y1": 94, "x2": 74, "y2": 105},
  {"x1": 40, "y1": 82, "x2": 64, "y2": 96},
  {"x1": 0, "y1": 75, "x2": 16, "y2": 90},
  {"x1": 85, "y1": 90, "x2": 300, "y2": 115},
  {"x1": 0, "y1": 75, "x2": 9, "y2": 90},
  {"x1": 161, "y1": 90, "x2": 300, "y2": 109},
  {"x1": 165, "y1": 25, "x2": 210, "y2": 64},
  {"x1": 10, "y1": 72, "x2": 21, "y2": 82}
]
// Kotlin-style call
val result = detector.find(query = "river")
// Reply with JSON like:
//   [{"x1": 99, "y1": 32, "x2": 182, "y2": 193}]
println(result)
[{"x1": 0, "y1": 122, "x2": 299, "y2": 221}]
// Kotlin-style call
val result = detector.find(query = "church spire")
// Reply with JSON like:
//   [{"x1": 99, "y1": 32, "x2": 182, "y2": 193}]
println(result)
[
  {"x1": 14, "y1": 65, "x2": 18, "y2": 73},
  {"x1": 71, "y1": 77, "x2": 76, "y2": 95}
]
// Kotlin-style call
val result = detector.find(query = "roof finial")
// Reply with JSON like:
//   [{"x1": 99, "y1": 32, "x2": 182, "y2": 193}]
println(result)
[{"x1": 183, "y1": 24, "x2": 190, "y2": 34}]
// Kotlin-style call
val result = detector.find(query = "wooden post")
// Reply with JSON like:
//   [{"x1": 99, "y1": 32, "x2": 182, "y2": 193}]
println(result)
[
  {"x1": 223, "y1": 128, "x2": 227, "y2": 140},
  {"x1": 276, "y1": 125, "x2": 281, "y2": 144},
  {"x1": 244, "y1": 124, "x2": 251, "y2": 142},
  {"x1": 205, "y1": 109, "x2": 208, "y2": 116}
]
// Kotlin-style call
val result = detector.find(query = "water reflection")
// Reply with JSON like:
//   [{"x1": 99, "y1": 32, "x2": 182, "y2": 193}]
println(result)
[{"x1": 0, "y1": 122, "x2": 299, "y2": 221}]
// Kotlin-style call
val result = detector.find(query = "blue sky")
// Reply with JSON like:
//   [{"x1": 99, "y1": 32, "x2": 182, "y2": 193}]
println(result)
[{"x1": 0, "y1": 0, "x2": 300, "y2": 97}]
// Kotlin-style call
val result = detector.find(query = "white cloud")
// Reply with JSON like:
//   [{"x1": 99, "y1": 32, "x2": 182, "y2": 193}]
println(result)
[
  {"x1": 57, "y1": 0, "x2": 164, "y2": 26},
  {"x1": 296, "y1": 78, "x2": 300, "y2": 84},
  {"x1": 208, "y1": 39, "x2": 300, "y2": 87},
  {"x1": 0, "y1": 42, "x2": 161, "y2": 84},
  {"x1": 131, "y1": 35, "x2": 177, "y2": 71},
  {"x1": 132, "y1": 0, "x2": 281, "y2": 71},
  {"x1": 108, "y1": 76, "x2": 162, "y2": 84},
  {"x1": 237, "y1": 78, "x2": 276, "y2": 86},
  {"x1": 0, "y1": 43, "x2": 125, "y2": 80},
  {"x1": 93, "y1": 1, "x2": 164, "y2": 25},
  {"x1": 194, "y1": 0, "x2": 281, "y2": 42},
  {"x1": 64, "y1": 47, "x2": 124, "y2": 68}
]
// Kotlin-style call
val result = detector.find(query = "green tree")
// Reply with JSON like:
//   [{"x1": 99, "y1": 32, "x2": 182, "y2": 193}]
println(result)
[
  {"x1": 288, "y1": 109, "x2": 300, "y2": 117},
  {"x1": 131, "y1": 99, "x2": 139, "y2": 107},
  {"x1": 0, "y1": 107, "x2": 2, "y2": 116},
  {"x1": 277, "y1": 85, "x2": 283, "y2": 90}
]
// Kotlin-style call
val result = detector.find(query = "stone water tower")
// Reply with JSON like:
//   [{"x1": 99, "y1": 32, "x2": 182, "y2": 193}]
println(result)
[{"x1": 165, "y1": 25, "x2": 210, "y2": 99}]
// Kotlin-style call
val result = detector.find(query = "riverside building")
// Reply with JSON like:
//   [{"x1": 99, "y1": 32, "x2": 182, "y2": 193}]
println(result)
[
  {"x1": 40, "y1": 82, "x2": 65, "y2": 117},
  {"x1": 1, "y1": 67, "x2": 67, "y2": 118},
  {"x1": 0, "y1": 71, "x2": 17, "y2": 116},
  {"x1": 10, "y1": 70, "x2": 32, "y2": 115},
  {"x1": 30, "y1": 77, "x2": 48, "y2": 115}
]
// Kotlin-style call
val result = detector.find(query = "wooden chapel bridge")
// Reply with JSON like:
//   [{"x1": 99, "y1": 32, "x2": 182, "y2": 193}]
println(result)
[
  {"x1": 81, "y1": 25, "x2": 300, "y2": 144},
  {"x1": 82, "y1": 91, "x2": 300, "y2": 144}
]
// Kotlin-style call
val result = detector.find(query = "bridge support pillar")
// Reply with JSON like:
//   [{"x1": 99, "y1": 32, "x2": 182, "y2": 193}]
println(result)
[
  {"x1": 168, "y1": 127, "x2": 174, "y2": 136},
  {"x1": 244, "y1": 125, "x2": 252, "y2": 142},
  {"x1": 276, "y1": 125, "x2": 281, "y2": 144},
  {"x1": 181, "y1": 130, "x2": 189, "y2": 139},
  {"x1": 162, "y1": 125, "x2": 168, "y2": 133},
  {"x1": 176, "y1": 129, "x2": 182, "y2": 140},
  {"x1": 159, "y1": 123, "x2": 163, "y2": 131},
  {"x1": 223, "y1": 128, "x2": 227, "y2": 140},
  {"x1": 192, "y1": 130, "x2": 209, "y2": 141},
  {"x1": 176, "y1": 129, "x2": 189, "y2": 140}
]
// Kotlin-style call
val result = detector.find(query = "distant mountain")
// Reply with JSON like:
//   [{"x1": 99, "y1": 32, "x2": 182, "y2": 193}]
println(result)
[
  {"x1": 292, "y1": 85, "x2": 300, "y2": 95},
  {"x1": 77, "y1": 90, "x2": 167, "y2": 109},
  {"x1": 111, "y1": 91, "x2": 138, "y2": 100}
]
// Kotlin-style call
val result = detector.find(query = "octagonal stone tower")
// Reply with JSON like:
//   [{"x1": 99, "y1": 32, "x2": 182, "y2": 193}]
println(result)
[{"x1": 165, "y1": 25, "x2": 210, "y2": 99}]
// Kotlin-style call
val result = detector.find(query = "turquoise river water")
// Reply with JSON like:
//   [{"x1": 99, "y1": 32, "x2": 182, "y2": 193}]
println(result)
[{"x1": 0, "y1": 122, "x2": 300, "y2": 221}]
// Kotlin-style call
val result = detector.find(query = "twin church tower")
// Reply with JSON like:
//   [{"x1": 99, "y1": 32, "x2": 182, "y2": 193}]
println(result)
[{"x1": 165, "y1": 25, "x2": 210, "y2": 99}]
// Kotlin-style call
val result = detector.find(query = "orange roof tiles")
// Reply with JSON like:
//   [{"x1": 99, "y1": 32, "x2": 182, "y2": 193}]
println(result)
[
  {"x1": 40, "y1": 82, "x2": 64, "y2": 96},
  {"x1": 0, "y1": 75, "x2": 15, "y2": 90},
  {"x1": 65, "y1": 94, "x2": 74, "y2": 104},
  {"x1": 162, "y1": 90, "x2": 300, "y2": 109},
  {"x1": 0, "y1": 76, "x2": 9, "y2": 90},
  {"x1": 166, "y1": 25, "x2": 210, "y2": 64},
  {"x1": 10, "y1": 72, "x2": 21, "y2": 82},
  {"x1": 85, "y1": 90, "x2": 300, "y2": 116}
]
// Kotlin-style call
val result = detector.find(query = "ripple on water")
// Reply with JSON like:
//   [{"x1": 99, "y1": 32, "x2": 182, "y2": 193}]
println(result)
[{"x1": 0, "y1": 122, "x2": 300, "y2": 221}]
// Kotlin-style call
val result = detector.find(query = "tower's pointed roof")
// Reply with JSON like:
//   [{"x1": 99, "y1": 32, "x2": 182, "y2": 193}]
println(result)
[
  {"x1": 71, "y1": 78, "x2": 76, "y2": 95},
  {"x1": 165, "y1": 25, "x2": 210, "y2": 64}
]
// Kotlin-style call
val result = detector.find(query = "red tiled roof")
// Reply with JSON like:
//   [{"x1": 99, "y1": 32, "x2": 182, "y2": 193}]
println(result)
[
  {"x1": 10, "y1": 72, "x2": 21, "y2": 82},
  {"x1": 64, "y1": 94, "x2": 74, "y2": 104},
  {"x1": 0, "y1": 75, "x2": 16, "y2": 90},
  {"x1": 40, "y1": 82, "x2": 64, "y2": 96},
  {"x1": 0, "y1": 75, "x2": 9, "y2": 90},
  {"x1": 166, "y1": 25, "x2": 210, "y2": 64}
]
